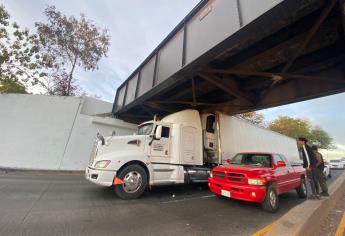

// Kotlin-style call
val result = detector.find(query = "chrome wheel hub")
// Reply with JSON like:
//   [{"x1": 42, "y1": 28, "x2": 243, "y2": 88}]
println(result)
[
  {"x1": 302, "y1": 181, "x2": 307, "y2": 195},
  {"x1": 123, "y1": 171, "x2": 142, "y2": 193},
  {"x1": 269, "y1": 190, "x2": 277, "y2": 208}
]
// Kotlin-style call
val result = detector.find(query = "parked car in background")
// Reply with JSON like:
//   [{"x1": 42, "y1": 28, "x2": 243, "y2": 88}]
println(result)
[
  {"x1": 323, "y1": 162, "x2": 332, "y2": 179},
  {"x1": 330, "y1": 159, "x2": 345, "y2": 169},
  {"x1": 340, "y1": 158, "x2": 345, "y2": 168},
  {"x1": 208, "y1": 152, "x2": 307, "y2": 213}
]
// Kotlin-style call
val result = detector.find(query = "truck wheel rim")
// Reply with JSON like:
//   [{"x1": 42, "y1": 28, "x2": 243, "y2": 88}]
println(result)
[
  {"x1": 302, "y1": 181, "x2": 307, "y2": 195},
  {"x1": 269, "y1": 190, "x2": 277, "y2": 208},
  {"x1": 123, "y1": 171, "x2": 142, "y2": 193}
]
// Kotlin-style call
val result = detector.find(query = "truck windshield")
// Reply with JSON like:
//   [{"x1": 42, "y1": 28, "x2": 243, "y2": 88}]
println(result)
[
  {"x1": 231, "y1": 154, "x2": 272, "y2": 167},
  {"x1": 137, "y1": 123, "x2": 153, "y2": 135}
]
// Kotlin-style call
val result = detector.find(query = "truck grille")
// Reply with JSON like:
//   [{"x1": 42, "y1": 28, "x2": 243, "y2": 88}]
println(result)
[
  {"x1": 89, "y1": 144, "x2": 98, "y2": 166},
  {"x1": 213, "y1": 171, "x2": 246, "y2": 182},
  {"x1": 213, "y1": 171, "x2": 226, "y2": 180},
  {"x1": 227, "y1": 173, "x2": 245, "y2": 182}
]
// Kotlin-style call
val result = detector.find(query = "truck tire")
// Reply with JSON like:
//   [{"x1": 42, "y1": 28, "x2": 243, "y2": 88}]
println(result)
[
  {"x1": 296, "y1": 177, "x2": 307, "y2": 198},
  {"x1": 261, "y1": 185, "x2": 279, "y2": 213},
  {"x1": 114, "y1": 165, "x2": 148, "y2": 200}
]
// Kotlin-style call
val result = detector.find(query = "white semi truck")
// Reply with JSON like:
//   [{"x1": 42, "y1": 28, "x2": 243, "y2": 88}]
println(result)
[{"x1": 85, "y1": 109, "x2": 300, "y2": 199}]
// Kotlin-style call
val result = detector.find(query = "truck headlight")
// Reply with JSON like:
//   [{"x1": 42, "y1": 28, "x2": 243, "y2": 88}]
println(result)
[
  {"x1": 210, "y1": 172, "x2": 213, "y2": 178},
  {"x1": 94, "y1": 160, "x2": 111, "y2": 168},
  {"x1": 248, "y1": 178, "x2": 265, "y2": 186}
]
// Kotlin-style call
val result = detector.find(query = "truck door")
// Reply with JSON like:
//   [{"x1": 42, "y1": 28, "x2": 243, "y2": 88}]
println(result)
[
  {"x1": 181, "y1": 126, "x2": 197, "y2": 164},
  {"x1": 150, "y1": 124, "x2": 171, "y2": 161},
  {"x1": 274, "y1": 154, "x2": 290, "y2": 193},
  {"x1": 280, "y1": 155, "x2": 299, "y2": 188}
]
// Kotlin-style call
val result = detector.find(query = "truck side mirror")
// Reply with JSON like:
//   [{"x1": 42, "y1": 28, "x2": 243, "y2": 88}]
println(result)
[
  {"x1": 155, "y1": 125, "x2": 162, "y2": 140},
  {"x1": 276, "y1": 161, "x2": 286, "y2": 168}
]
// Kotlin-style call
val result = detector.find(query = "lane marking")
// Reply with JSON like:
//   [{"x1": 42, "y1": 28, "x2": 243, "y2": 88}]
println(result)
[
  {"x1": 251, "y1": 221, "x2": 277, "y2": 236},
  {"x1": 335, "y1": 212, "x2": 345, "y2": 236},
  {"x1": 159, "y1": 194, "x2": 215, "y2": 204}
]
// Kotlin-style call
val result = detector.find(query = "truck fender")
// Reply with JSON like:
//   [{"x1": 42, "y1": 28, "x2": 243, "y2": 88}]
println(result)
[
  {"x1": 265, "y1": 180, "x2": 278, "y2": 194},
  {"x1": 115, "y1": 159, "x2": 154, "y2": 186},
  {"x1": 97, "y1": 150, "x2": 153, "y2": 184}
]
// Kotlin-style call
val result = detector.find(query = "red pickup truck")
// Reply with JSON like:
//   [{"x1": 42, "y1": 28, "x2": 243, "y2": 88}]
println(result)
[{"x1": 208, "y1": 152, "x2": 307, "y2": 212}]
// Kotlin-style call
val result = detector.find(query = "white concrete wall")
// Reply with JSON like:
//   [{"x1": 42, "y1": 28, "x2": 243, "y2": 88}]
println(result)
[{"x1": 0, "y1": 94, "x2": 137, "y2": 170}]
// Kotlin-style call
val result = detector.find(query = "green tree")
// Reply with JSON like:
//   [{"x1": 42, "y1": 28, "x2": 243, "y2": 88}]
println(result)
[
  {"x1": 35, "y1": 6, "x2": 110, "y2": 96},
  {"x1": 0, "y1": 79, "x2": 26, "y2": 93},
  {"x1": 268, "y1": 116, "x2": 333, "y2": 149},
  {"x1": 310, "y1": 126, "x2": 334, "y2": 149},
  {"x1": 0, "y1": 5, "x2": 44, "y2": 91},
  {"x1": 237, "y1": 112, "x2": 265, "y2": 126}
]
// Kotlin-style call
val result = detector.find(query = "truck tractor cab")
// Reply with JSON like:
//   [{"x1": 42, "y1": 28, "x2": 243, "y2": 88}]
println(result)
[{"x1": 86, "y1": 109, "x2": 220, "y2": 199}]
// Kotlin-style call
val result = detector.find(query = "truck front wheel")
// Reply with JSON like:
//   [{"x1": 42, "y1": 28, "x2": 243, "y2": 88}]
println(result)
[
  {"x1": 261, "y1": 185, "x2": 279, "y2": 213},
  {"x1": 114, "y1": 165, "x2": 148, "y2": 200}
]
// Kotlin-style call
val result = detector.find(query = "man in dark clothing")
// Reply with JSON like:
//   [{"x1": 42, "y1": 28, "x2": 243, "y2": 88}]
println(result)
[
  {"x1": 297, "y1": 137, "x2": 320, "y2": 199},
  {"x1": 312, "y1": 145, "x2": 329, "y2": 197}
]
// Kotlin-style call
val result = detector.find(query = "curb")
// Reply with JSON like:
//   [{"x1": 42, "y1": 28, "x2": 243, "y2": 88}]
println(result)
[
  {"x1": 0, "y1": 167, "x2": 84, "y2": 176},
  {"x1": 265, "y1": 171, "x2": 345, "y2": 236}
]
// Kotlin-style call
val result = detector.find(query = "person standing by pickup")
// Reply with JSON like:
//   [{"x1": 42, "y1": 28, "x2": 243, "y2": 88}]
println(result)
[
  {"x1": 297, "y1": 137, "x2": 320, "y2": 199},
  {"x1": 312, "y1": 145, "x2": 329, "y2": 197}
]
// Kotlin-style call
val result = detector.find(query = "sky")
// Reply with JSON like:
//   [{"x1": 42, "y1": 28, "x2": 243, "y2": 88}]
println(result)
[{"x1": 1, "y1": 0, "x2": 344, "y2": 159}]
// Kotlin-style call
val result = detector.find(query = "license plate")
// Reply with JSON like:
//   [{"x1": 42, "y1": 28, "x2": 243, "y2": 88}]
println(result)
[{"x1": 221, "y1": 190, "x2": 231, "y2": 198}]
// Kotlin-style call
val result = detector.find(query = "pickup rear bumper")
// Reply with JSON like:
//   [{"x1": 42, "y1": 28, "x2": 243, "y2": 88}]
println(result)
[{"x1": 208, "y1": 177, "x2": 266, "y2": 203}]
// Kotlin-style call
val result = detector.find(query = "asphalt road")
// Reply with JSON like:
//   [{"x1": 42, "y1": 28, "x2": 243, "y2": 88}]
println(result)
[{"x1": 0, "y1": 169, "x2": 343, "y2": 236}]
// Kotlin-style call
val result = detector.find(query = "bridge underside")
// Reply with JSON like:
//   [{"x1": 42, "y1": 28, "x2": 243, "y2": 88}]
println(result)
[{"x1": 116, "y1": 0, "x2": 345, "y2": 123}]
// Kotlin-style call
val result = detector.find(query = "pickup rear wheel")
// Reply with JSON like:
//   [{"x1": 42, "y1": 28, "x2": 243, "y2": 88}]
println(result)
[
  {"x1": 261, "y1": 185, "x2": 279, "y2": 213},
  {"x1": 114, "y1": 165, "x2": 148, "y2": 200},
  {"x1": 296, "y1": 177, "x2": 307, "y2": 198}
]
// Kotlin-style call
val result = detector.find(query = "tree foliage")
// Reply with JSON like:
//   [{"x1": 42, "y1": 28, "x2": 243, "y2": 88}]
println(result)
[
  {"x1": 47, "y1": 71, "x2": 79, "y2": 96},
  {"x1": 0, "y1": 5, "x2": 44, "y2": 91},
  {"x1": 310, "y1": 126, "x2": 334, "y2": 150},
  {"x1": 237, "y1": 112, "x2": 265, "y2": 126},
  {"x1": 268, "y1": 116, "x2": 333, "y2": 149},
  {"x1": 0, "y1": 79, "x2": 26, "y2": 93},
  {"x1": 35, "y1": 6, "x2": 110, "y2": 96}
]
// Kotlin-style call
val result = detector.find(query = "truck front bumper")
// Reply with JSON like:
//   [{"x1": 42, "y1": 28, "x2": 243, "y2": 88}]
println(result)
[
  {"x1": 85, "y1": 167, "x2": 116, "y2": 187},
  {"x1": 208, "y1": 178, "x2": 266, "y2": 203}
]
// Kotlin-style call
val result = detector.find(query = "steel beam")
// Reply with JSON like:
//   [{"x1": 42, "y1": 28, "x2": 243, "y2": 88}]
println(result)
[
  {"x1": 206, "y1": 68, "x2": 345, "y2": 84},
  {"x1": 191, "y1": 77, "x2": 197, "y2": 107},
  {"x1": 145, "y1": 102, "x2": 176, "y2": 113},
  {"x1": 121, "y1": 84, "x2": 128, "y2": 108},
  {"x1": 340, "y1": 0, "x2": 345, "y2": 34},
  {"x1": 152, "y1": 54, "x2": 159, "y2": 87},
  {"x1": 135, "y1": 70, "x2": 142, "y2": 99},
  {"x1": 153, "y1": 101, "x2": 212, "y2": 106},
  {"x1": 281, "y1": 0, "x2": 339, "y2": 73},
  {"x1": 198, "y1": 73, "x2": 254, "y2": 105},
  {"x1": 140, "y1": 104, "x2": 155, "y2": 116},
  {"x1": 182, "y1": 21, "x2": 187, "y2": 66}
]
